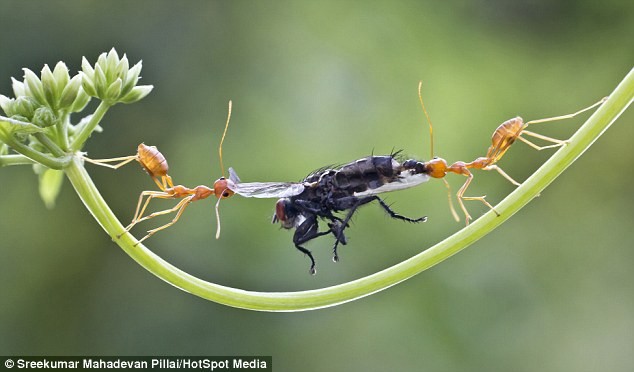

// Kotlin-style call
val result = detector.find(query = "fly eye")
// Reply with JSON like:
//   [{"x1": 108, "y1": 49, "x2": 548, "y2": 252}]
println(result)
[
  {"x1": 222, "y1": 192, "x2": 230, "y2": 198},
  {"x1": 275, "y1": 199, "x2": 291, "y2": 223}
]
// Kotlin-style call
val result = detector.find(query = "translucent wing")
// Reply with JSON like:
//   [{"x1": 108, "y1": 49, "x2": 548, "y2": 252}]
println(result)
[{"x1": 227, "y1": 167, "x2": 305, "y2": 198}]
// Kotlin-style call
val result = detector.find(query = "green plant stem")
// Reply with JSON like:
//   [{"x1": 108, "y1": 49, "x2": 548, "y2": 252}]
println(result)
[
  {"x1": 65, "y1": 67, "x2": 633, "y2": 312},
  {"x1": 69, "y1": 101, "x2": 111, "y2": 151},
  {"x1": 1, "y1": 136, "x2": 69, "y2": 170},
  {"x1": 34, "y1": 132, "x2": 65, "y2": 157},
  {"x1": 0, "y1": 154, "x2": 36, "y2": 167},
  {"x1": 55, "y1": 111, "x2": 70, "y2": 150}
]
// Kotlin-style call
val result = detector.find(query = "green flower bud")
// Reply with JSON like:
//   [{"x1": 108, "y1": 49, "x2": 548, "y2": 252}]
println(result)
[
  {"x1": 80, "y1": 72, "x2": 97, "y2": 97},
  {"x1": 0, "y1": 95, "x2": 15, "y2": 116},
  {"x1": 13, "y1": 96, "x2": 39, "y2": 119},
  {"x1": 105, "y1": 78, "x2": 122, "y2": 101},
  {"x1": 115, "y1": 55, "x2": 129, "y2": 81},
  {"x1": 23, "y1": 68, "x2": 47, "y2": 105},
  {"x1": 59, "y1": 74, "x2": 82, "y2": 109},
  {"x1": 119, "y1": 85, "x2": 153, "y2": 104},
  {"x1": 105, "y1": 48, "x2": 120, "y2": 81},
  {"x1": 52, "y1": 62, "x2": 70, "y2": 96},
  {"x1": 40, "y1": 64, "x2": 58, "y2": 108},
  {"x1": 0, "y1": 95, "x2": 40, "y2": 119},
  {"x1": 93, "y1": 64, "x2": 108, "y2": 99},
  {"x1": 69, "y1": 87, "x2": 91, "y2": 113},
  {"x1": 121, "y1": 61, "x2": 142, "y2": 96},
  {"x1": 32, "y1": 106, "x2": 57, "y2": 128},
  {"x1": 11, "y1": 77, "x2": 26, "y2": 97},
  {"x1": 81, "y1": 56, "x2": 95, "y2": 79}
]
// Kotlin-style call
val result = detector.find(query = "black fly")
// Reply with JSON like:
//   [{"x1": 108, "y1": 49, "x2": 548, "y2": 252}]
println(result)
[{"x1": 217, "y1": 152, "x2": 430, "y2": 274}]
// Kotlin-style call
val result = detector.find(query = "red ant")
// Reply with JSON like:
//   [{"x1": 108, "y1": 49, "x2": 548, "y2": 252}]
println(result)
[
  {"x1": 84, "y1": 102, "x2": 235, "y2": 244},
  {"x1": 417, "y1": 82, "x2": 606, "y2": 224}
]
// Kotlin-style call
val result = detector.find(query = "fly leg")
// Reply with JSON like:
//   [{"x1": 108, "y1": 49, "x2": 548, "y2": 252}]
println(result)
[
  {"x1": 292, "y1": 214, "x2": 330, "y2": 275},
  {"x1": 335, "y1": 195, "x2": 427, "y2": 224},
  {"x1": 294, "y1": 200, "x2": 347, "y2": 226},
  {"x1": 329, "y1": 196, "x2": 427, "y2": 262},
  {"x1": 372, "y1": 196, "x2": 428, "y2": 223},
  {"x1": 328, "y1": 219, "x2": 348, "y2": 263},
  {"x1": 328, "y1": 196, "x2": 375, "y2": 263},
  {"x1": 293, "y1": 200, "x2": 351, "y2": 252}
]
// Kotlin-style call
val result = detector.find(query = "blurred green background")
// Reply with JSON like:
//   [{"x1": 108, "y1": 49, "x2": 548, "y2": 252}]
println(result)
[{"x1": 1, "y1": 1, "x2": 633, "y2": 370}]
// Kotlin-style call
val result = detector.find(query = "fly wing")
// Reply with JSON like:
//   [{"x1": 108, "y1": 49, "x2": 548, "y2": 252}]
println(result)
[{"x1": 227, "y1": 167, "x2": 305, "y2": 198}]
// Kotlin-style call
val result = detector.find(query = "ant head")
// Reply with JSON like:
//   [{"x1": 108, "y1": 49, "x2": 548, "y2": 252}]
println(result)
[
  {"x1": 212, "y1": 177, "x2": 235, "y2": 199},
  {"x1": 426, "y1": 157, "x2": 449, "y2": 178},
  {"x1": 213, "y1": 175, "x2": 235, "y2": 240}
]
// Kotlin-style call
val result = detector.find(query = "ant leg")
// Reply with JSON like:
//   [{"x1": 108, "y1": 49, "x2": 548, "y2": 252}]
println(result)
[
  {"x1": 523, "y1": 97, "x2": 607, "y2": 126},
  {"x1": 517, "y1": 97, "x2": 607, "y2": 151},
  {"x1": 442, "y1": 179, "x2": 460, "y2": 222},
  {"x1": 131, "y1": 190, "x2": 176, "y2": 225},
  {"x1": 164, "y1": 175, "x2": 174, "y2": 189},
  {"x1": 518, "y1": 131, "x2": 567, "y2": 150},
  {"x1": 123, "y1": 188, "x2": 194, "y2": 238},
  {"x1": 456, "y1": 173, "x2": 499, "y2": 226},
  {"x1": 135, "y1": 197, "x2": 194, "y2": 245},
  {"x1": 82, "y1": 155, "x2": 137, "y2": 169},
  {"x1": 120, "y1": 190, "x2": 173, "y2": 237},
  {"x1": 483, "y1": 165, "x2": 521, "y2": 186}
]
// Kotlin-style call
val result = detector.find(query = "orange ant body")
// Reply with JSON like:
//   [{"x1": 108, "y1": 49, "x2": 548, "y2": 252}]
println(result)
[
  {"x1": 417, "y1": 82, "x2": 606, "y2": 223},
  {"x1": 84, "y1": 143, "x2": 175, "y2": 191}
]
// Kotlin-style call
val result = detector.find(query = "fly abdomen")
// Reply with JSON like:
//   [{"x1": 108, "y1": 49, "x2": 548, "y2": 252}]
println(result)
[{"x1": 333, "y1": 155, "x2": 401, "y2": 194}]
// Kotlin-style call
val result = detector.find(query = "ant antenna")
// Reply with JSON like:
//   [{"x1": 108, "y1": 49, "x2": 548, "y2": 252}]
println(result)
[
  {"x1": 214, "y1": 100, "x2": 233, "y2": 239},
  {"x1": 218, "y1": 100, "x2": 233, "y2": 178},
  {"x1": 418, "y1": 81, "x2": 459, "y2": 222},
  {"x1": 215, "y1": 197, "x2": 223, "y2": 239},
  {"x1": 418, "y1": 81, "x2": 435, "y2": 159}
]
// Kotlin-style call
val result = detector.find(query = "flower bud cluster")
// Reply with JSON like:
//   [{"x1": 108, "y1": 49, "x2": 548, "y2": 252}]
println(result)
[
  {"x1": 0, "y1": 62, "x2": 90, "y2": 127},
  {"x1": 80, "y1": 48, "x2": 153, "y2": 104}
]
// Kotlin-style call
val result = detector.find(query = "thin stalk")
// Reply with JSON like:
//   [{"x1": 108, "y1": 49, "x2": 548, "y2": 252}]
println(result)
[
  {"x1": 56, "y1": 110, "x2": 71, "y2": 150},
  {"x1": 69, "y1": 101, "x2": 111, "y2": 151},
  {"x1": 34, "y1": 132, "x2": 65, "y2": 157},
  {"x1": 66, "y1": 67, "x2": 633, "y2": 312},
  {"x1": 0, "y1": 154, "x2": 36, "y2": 167}
]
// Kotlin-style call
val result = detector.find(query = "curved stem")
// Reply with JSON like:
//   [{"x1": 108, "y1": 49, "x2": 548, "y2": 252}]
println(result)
[
  {"x1": 65, "y1": 68, "x2": 633, "y2": 312},
  {"x1": 69, "y1": 101, "x2": 111, "y2": 151}
]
